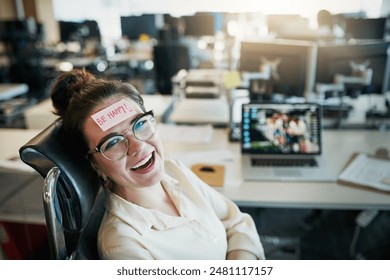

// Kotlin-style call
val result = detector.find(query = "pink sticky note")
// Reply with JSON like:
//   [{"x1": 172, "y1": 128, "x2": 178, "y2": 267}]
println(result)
[{"x1": 91, "y1": 99, "x2": 137, "y2": 131}]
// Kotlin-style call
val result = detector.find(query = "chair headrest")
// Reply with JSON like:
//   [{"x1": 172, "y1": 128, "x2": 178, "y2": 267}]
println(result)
[{"x1": 19, "y1": 119, "x2": 101, "y2": 232}]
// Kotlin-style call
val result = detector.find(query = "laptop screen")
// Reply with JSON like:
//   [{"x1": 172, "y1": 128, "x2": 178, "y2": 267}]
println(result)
[{"x1": 241, "y1": 103, "x2": 322, "y2": 155}]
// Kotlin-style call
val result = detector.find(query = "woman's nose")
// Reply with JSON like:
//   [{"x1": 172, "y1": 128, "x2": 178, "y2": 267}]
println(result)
[{"x1": 126, "y1": 135, "x2": 146, "y2": 157}]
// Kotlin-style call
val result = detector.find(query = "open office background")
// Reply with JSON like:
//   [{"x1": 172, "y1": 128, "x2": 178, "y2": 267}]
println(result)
[{"x1": 0, "y1": 0, "x2": 390, "y2": 260}]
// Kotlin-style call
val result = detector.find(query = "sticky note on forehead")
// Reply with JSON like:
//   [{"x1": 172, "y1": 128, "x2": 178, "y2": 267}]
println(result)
[{"x1": 91, "y1": 99, "x2": 137, "y2": 131}]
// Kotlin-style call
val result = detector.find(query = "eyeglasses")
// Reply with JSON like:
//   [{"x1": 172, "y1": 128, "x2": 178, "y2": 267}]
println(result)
[{"x1": 87, "y1": 110, "x2": 156, "y2": 161}]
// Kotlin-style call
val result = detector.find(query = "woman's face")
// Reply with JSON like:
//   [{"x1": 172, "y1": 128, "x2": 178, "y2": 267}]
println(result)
[{"x1": 83, "y1": 96, "x2": 164, "y2": 189}]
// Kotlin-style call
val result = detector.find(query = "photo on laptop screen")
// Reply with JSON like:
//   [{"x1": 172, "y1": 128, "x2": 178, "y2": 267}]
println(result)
[
  {"x1": 241, "y1": 103, "x2": 336, "y2": 182},
  {"x1": 242, "y1": 103, "x2": 321, "y2": 155}
]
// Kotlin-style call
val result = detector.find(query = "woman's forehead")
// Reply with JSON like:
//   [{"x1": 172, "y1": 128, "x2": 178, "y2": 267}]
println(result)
[
  {"x1": 83, "y1": 97, "x2": 143, "y2": 139},
  {"x1": 90, "y1": 98, "x2": 142, "y2": 132},
  {"x1": 91, "y1": 96, "x2": 142, "y2": 115}
]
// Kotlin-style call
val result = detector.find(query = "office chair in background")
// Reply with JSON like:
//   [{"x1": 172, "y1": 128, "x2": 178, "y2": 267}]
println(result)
[
  {"x1": 19, "y1": 119, "x2": 105, "y2": 260},
  {"x1": 153, "y1": 43, "x2": 191, "y2": 95}
]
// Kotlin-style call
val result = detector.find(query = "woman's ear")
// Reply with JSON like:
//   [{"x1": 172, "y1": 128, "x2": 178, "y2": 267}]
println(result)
[{"x1": 98, "y1": 170, "x2": 108, "y2": 182}]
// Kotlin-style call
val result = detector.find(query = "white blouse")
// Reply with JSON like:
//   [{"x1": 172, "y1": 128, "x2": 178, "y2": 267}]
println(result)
[{"x1": 98, "y1": 158, "x2": 265, "y2": 260}]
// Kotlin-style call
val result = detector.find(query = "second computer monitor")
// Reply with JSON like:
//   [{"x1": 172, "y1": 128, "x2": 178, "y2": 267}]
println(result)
[
  {"x1": 239, "y1": 39, "x2": 317, "y2": 100},
  {"x1": 182, "y1": 13, "x2": 215, "y2": 37},
  {"x1": 345, "y1": 17, "x2": 388, "y2": 40},
  {"x1": 316, "y1": 41, "x2": 390, "y2": 95},
  {"x1": 120, "y1": 14, "x2": 157, "y2": 40},
  {"x1": 59, "y1": 21, "x2": 83, "y2": 42}
]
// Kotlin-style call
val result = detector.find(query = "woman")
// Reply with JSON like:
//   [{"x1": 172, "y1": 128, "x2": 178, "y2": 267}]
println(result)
[{"x1": 50, "y1": 68, "x2": 265, "y2": 260}]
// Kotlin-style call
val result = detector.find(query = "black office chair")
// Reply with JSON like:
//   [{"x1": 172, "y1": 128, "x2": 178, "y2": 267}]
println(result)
[{"x1": 19, "y1": 119, "x2": 105, "y2": 260}]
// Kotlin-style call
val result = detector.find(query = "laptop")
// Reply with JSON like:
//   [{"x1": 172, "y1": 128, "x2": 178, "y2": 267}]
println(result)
[{"x1": 241, "y1": 103, "x2": 336, "y2": 182}]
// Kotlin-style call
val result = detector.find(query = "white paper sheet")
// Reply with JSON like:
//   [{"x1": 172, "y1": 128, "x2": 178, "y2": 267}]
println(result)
[
  {"x1": 158, "y1": 123, "x2": 214, "y2": 144},
  {"x1": 338, "y1": 153, "x2": 390, "y2": 191}
]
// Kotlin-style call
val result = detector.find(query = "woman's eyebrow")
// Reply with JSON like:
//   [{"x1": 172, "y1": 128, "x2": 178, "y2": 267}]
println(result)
[
  {"x1": 115, "y1": 112, "x2": 144, "y2": 135},
  {"x1": 96, "y1": 111, "x2": 144, "y2": 144},
  {"x1": 129, "y1": 112, "x2": 144, "y2": 125},
  {"x1": 97, "y1": 132, "x2": 118, "y2": 146}
]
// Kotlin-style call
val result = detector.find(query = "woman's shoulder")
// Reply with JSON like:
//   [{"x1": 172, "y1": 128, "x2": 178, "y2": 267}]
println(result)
[
  {"x1": 163, "y1": 156, "x2": 189, "y2": 174},
  {"x1": 162, "y1": 156, "x2": 213, "y2": 194}
]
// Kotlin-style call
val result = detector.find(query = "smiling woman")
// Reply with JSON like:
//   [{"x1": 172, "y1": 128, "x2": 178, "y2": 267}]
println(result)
[{"x1": 49, "y1": 68, "x2": 266, "y2": 260}]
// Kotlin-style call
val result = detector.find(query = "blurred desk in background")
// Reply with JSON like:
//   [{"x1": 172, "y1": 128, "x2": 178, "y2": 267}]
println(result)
[
  {"x1": 24, "y1": 94, "x2": 173, "y2": 130},
  {"x1": 0, "y1": 128, "x2": 45, "y2": 259},
  {"x1": 0, "y1": 84, "x2": 29, "y2": 101},
  {"x1": 41, "y1": 56, "x2": 101, "y2": 70},
  {"x1": 0, "y1": 84, "x2": 30, "y2": 128},
  {"x1": 169, "y1": 97, "x2": 229, "y2": 127},
  {"x1": 162, "y1": 127, "x2": 390, "y2": 210}
]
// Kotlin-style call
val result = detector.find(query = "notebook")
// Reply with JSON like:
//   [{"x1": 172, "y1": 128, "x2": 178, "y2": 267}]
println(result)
[{"x1": 241, "y1": 103, "x2": 336, "y2": 182}]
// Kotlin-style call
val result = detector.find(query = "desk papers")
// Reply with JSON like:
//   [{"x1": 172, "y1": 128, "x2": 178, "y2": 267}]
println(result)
[
  {"x1": 338, "y1": 153, "x2": 390, "y2": 192},
  {"x1": 158, "y1": 124, "x2": 213, "y2": 144}
]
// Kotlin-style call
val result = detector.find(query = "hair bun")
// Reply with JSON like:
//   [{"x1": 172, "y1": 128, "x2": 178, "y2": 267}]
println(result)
[{"x1": 51, "y1": 69, "x2": 95, "y2": 117}]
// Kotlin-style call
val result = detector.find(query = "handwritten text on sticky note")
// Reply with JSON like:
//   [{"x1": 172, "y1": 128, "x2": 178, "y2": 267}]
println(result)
[{"x1": 91, "y1": 99, "x2": 137, "y2": 131}]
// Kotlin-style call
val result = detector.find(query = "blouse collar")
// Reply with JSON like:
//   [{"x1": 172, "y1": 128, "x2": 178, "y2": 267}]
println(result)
[{"x1": 104, "y1": 174, "x2": 192, "y2": 235}]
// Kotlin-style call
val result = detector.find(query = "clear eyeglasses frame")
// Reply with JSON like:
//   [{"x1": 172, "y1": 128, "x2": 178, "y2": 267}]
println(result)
[{"x1": 87, "y1": 110, "x2": 156, "y2": 161}]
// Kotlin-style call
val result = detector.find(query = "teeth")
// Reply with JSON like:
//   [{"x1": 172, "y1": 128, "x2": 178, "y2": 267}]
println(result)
[{"x1": 131, "y1": 154, "x2": 153, "y2": 170}]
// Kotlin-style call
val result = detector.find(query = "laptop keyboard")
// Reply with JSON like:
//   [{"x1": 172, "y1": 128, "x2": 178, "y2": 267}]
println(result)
[{"x1": 251, "y1": 158, "x2": 318, "y2": 167}]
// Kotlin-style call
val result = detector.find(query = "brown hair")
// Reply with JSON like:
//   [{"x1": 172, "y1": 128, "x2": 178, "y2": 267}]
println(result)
[{"x1": 50, "y1": 69, "x2": 145, "y2": 152}]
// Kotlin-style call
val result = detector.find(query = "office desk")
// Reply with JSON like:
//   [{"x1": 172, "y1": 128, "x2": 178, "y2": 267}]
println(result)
[
  {"x1": 0, "y1": 127, "x2": 389, "y2": 227},
  {"x1": 108, "y1": 51, "x2": 152, "y2": 63},
  {"x1": 0, "y1": 169, "x2": 44, "y2": 225},
  {"x1": 169, "y1": 97, "x2": 229, "y2": 126},
  {"x1": 41, "y1": 56, "x2": 101, "y2": 69},
  {"x1": 0, "y1": 84, "x2": 30, "y2": 127},
  {"x1": 163, "y1": 128, "x2": 390, "y2": 210},
  {"x1": 0, "y1": 84, "x2": 29, "y2": 101},
  {"x1": 0, "y1": 129, "x2": 44, "y2": 225},
  {"x1": 170, "y1": 92, "x2": 390, "y2": 130}
]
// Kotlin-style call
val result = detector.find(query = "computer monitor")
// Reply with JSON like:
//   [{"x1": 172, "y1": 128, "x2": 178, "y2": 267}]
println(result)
[
  {"x1": 316, "y1": 41, "x2": 390, "y2": 95},
  {"x1": 59, "y1": 21, "x2": 83, "y2": 42},
  {"x1": 239, "y1": 39, "x2": 317, "y2": 99},
  {"x1": 0, "y1": 20, "x2": 37, "y2": 41},
  {"x1": 0, "y1": 19, "x2": 41, "y2": 56},
  {"x1": 345, "y1": 17, "x2": 387, "y2": 40},
  {"x1": 120, "y1": 14, "x2": 157, "y2": 40},
  {"x1": 182, "y1": 13, "x2": 215, "y2": 37},
  {"x1": 82, "y1": 20, "x2": 101, "y2": 42}
]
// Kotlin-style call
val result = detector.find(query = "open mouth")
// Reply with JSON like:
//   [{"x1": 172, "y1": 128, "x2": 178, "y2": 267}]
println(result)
[{"x1": 131, "y1": 152, "x2": 154, "y2": 171}]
